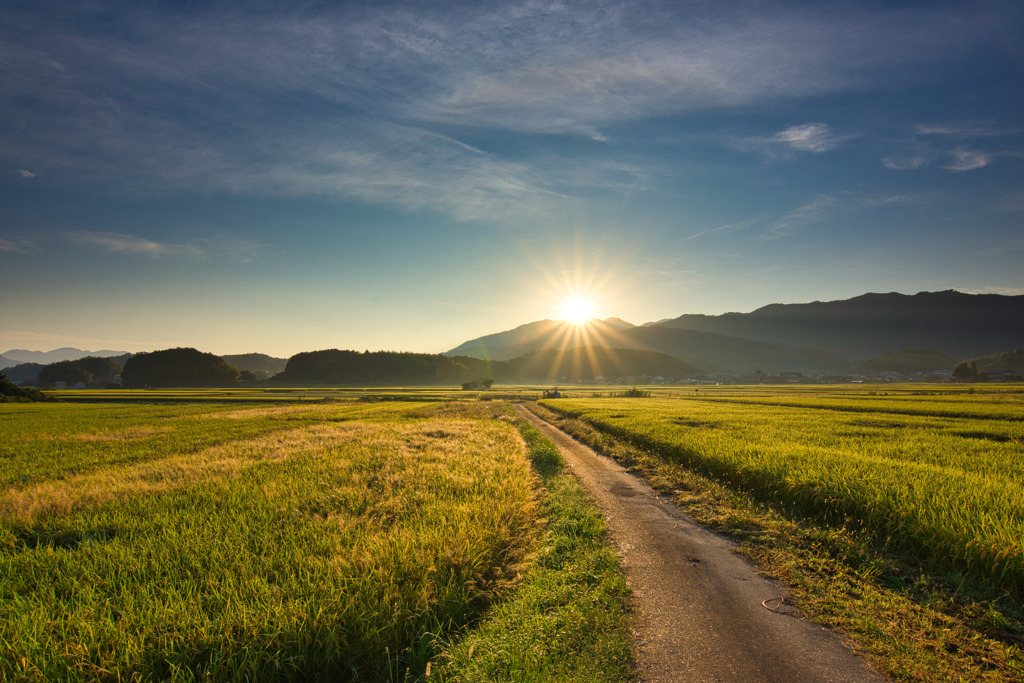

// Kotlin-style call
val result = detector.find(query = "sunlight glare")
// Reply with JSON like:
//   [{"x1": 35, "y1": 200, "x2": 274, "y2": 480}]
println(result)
[{"x1": 561, "y1": 296, "x2": 596, "y2": 324}]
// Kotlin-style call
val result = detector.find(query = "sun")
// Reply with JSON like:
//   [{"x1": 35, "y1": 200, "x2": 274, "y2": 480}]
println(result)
[{"x1": 560, "y1": 296, "x2": 596, "y2": 324}]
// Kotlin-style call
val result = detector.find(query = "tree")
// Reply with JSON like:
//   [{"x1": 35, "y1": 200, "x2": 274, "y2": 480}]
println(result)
[
  {"x1": 37, "y1": 356, "x2": 122, "y2": 388},
  {"x1": 461, "y1": 377, "x2": 494, "y2": 390},
  {"x1": 38, "y1": 360, "x2": 92, "y2": 387},
  {"x1": 0, "y1": 373, "x2": 47, "y2": 402},
  {"x1": 121, "y1": 348, "x2": 241, "y2": 388},
  {"x1": 276, "y1": 350, "x2": 511, "y2": 386},
  {"x1": 952, "y1": 361, "x2": 979, "y2": 381},
  {"x1": 77, "y1": 356, "x2": 122, "y2": 385}
]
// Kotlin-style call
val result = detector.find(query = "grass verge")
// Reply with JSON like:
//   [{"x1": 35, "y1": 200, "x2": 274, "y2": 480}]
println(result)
[
  {"x1": 528, "y1": 401, "x2": 1024, "y2": 682},
  {"x1": 433, "y1": 414, "x2": 635, "y2": 682}
]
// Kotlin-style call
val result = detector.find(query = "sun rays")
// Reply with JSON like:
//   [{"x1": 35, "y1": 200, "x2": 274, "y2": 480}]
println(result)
[
  {"x1": 560, "y1": 296, "x2": 596, "y2": 324},
  {"x1": 510, "y1": 229, "x2": 644, "y2": 382}
]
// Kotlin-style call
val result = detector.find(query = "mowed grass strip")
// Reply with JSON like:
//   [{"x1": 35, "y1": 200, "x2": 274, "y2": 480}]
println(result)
[
  {"x1": 435, "y1": 419, "x2": 634, "y2": 682},
  {"x1": 0, "y1": 403, "x2": 538, "y2": 681}
]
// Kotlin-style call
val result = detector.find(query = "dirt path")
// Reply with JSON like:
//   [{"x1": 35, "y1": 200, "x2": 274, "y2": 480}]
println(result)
[{"x1": 515, "y1": 404, "x2": 883, "y2": 683}]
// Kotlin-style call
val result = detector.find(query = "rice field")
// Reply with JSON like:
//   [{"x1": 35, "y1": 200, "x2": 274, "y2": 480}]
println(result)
[
  {"x1": 1, "y1": 399, "x2": 542, "y2": 681},
  {"x1": 540, "y1": 386, "x2": 1024, "y2": 592}
]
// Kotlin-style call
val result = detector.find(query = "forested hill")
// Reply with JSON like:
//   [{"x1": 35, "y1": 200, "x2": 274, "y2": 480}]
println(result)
[
  {"x1": 447, "y1": 315, "x2": 848, "y2": 373},
  {"x1": 1, "y1": 347, "x2": 130, "y2": 364},
  {"x1": 658, "y1": 290, "x2": 1024, "y2": 361},
  {"x1": 447, "y1": 290, "x2": 1024, "y2": 371},
  {"x1": 446, "y1": 318, "x2": 636, "y2": 361},
  {"x1": 275, "y1": 350, "x2": 513, "y2": 385},
  {"x1": 222, "y1": 353, "x2": 288, "y2": 375}
]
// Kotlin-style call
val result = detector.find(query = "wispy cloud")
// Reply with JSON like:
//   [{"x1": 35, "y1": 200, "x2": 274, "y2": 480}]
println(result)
[
  {"x1": 728, "y1": 123, "x2": 848, "y2": 158},
  {"x1": 0, "y1": 1, "x2": 991, "y2": 223},
  {"x1": 882, "y1": 155, "x2": 932, "y2": 170},
  {"x1": 884, "y1": 121, "x2": 1023, "y2": 171},
  {"x1": 0, "y1": 238, "x2": 36, "y2": 254},
  {"x1": 761, "y1": 197, "x2": 835, "y2": 240},
  {"x1": 14, "y1": 169, "x2": 36, "y2": 179},
  {"x1": 943, "y1": 148, "x2": 993, "y2": 172},
  {"x1": 915, "y1": 123, "x2": 1012, "y2": 137},
  {"x1": 884, "y1": 146, "x2": 1022, "y2": 172},
  {"x1": 858, "y1": 193, "x2": 934, "y2": 208},
  {"x1": 977, "y1": 236, "x2": 1024, "y2": 256},
  {"x1": 681, "y1": 217, "x2": 761, "y2": 242},
  {"x1": 199, "y1": 235, "x2": 274, "y2": 265},
  {"x1": 0, "y1": 329, "x2": 166, "y2": 352},
  {"x1": 419, "y1": 6, "x2": 983, "y2": 136},
  {"x1": 771, "y1": 124, "x2": 843, "y2": 153},
  {"x1": 961, "y1": 285, "x2": 1024, "y2": 295},
  {"x1": 66, "y1": 232, "x2": 205, "y2": 259}
]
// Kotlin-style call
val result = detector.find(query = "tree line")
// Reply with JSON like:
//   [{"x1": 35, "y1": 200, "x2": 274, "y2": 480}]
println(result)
[
  {"x1": 21, "y1": 344, "x2": 1022, "y2": 390},
  {"x1": 277, "y1": 350, "x2": 510, "y2": 386}
]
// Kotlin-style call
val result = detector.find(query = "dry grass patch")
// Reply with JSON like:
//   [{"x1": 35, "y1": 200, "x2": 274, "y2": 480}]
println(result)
[
  {"x1": 0, "y1": 422, "x2": 374, "y2": 523},
  {"x1": 1, "y1": 404, "x2": 541, "y2": 681},
  {"x1": 197, "y1": 404, "x2": 332, "y2": 420}
]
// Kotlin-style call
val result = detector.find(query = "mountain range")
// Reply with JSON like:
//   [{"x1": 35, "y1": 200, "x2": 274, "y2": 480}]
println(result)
[
  {"x1": 1, "y1": 348, "x2": 131, "y2": 364},
  {"x1": 447, "y1": 290, "x2": 1024, "y2": 374},
  {"x1": 4, "y1": 290, "x2": 1022, "y2": 381},
  {"x1": 1, "y1": 349, "x2": 289, "y2": 385}
]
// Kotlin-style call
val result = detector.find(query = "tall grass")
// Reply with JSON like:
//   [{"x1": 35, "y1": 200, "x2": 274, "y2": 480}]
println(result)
[
  {"x1": 541, "y1": 393, "x2": 1024, "y2": 593},
  {"x1": 1, "y1": 402, "x2": 537, "y2": 681},
  {"x1": 435, "y1": 420, "x2": 634, "y2": 681}
]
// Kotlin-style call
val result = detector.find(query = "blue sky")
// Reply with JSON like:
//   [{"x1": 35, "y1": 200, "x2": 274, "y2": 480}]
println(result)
[{"x1": 2, "y1": 0, "x2": 1022, "y2": 357}]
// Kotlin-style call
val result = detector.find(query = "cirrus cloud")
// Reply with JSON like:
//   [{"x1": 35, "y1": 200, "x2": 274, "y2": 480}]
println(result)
[
  {"x1": 0, "y1": 237, "x2": 37, "y2": 254},
  {"x1": 771, "y1": 123, "x2": 843, "y2": 153},
  {"x1": 66, "y1": 231, "x2": 205, "y2": 259},
  {"x1": 943, "y1": 148, "x2": 993, "y2": 172}
]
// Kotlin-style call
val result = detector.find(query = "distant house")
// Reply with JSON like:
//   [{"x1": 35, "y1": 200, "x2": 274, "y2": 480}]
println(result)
[
  {"x1": 924, "y1": 371, "x2": 952, "y2": 382},
  {"x1": 987, "y1": 369, "x2": 1022, "y2": 382}
]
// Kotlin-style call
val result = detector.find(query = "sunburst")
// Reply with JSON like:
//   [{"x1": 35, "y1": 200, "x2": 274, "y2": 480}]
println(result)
[{"x1": 561, "y1": 296, "x2": 596, "y2": 324}]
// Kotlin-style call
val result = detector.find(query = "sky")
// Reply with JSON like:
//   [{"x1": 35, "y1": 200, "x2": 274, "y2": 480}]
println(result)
[{"x1": 2, "y1": 0, "x2": 1023, "y2": 358}]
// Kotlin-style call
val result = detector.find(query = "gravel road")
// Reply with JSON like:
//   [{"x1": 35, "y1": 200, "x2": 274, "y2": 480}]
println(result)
[{"x1": 515, "y1": 404, "x2": 884, "y2": 683}]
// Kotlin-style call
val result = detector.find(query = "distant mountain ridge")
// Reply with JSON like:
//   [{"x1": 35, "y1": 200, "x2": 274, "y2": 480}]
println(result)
[
  {"x1": 445, "y1": 318, "x2": 638, "y2": 360},
  {"x1": 2, "y1": 348, "x2": 130, "y2": 364},
  {"x1": 658, "y1": 290, "x2": 1024, "y2": 361},
  {"x1": 446, "y1": 290, "x2": 1024, "y2": 373}
]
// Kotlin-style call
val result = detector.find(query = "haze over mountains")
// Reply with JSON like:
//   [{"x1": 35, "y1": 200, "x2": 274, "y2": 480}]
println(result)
[
  {"x1": 447, "y1": 291, "x2": 1024, "y2": 374},
  {"x1": 1, "y1": 348, "x2": 131, "y2": 365},
  {"x1": 5, "y1": 291, "x2": 1023, "y2": 382}
]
